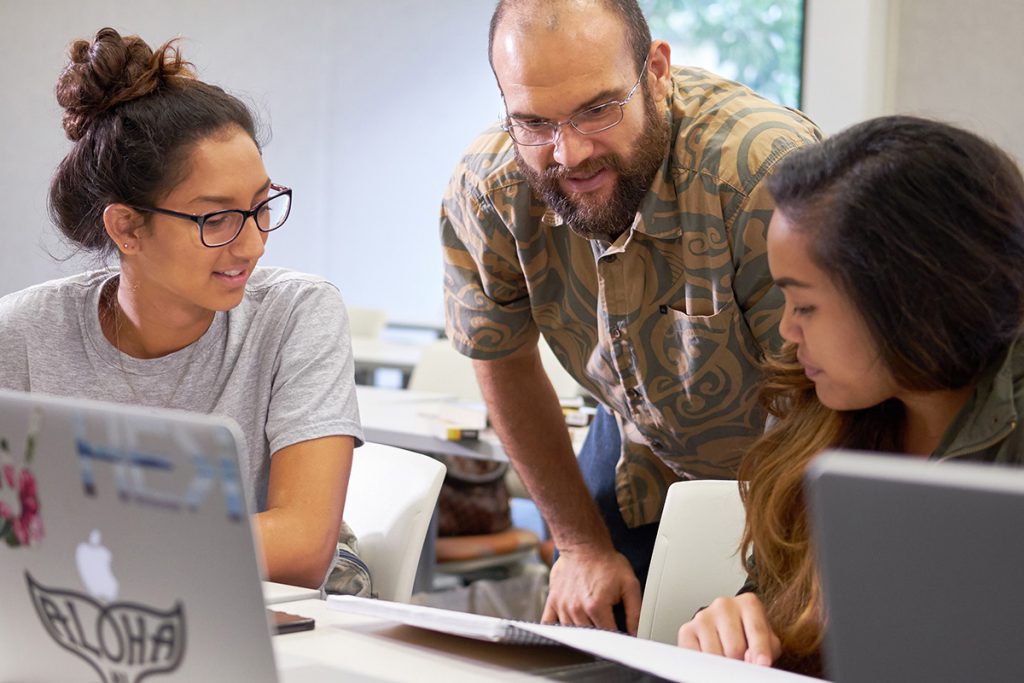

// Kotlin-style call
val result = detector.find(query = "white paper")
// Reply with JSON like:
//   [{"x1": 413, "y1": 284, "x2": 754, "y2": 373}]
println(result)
[
  {"x1": 327, "y1": 595, "x2": 558, "y2": 645},
  {"x1": 328, "y1": 596, "x2": 826, "y2": 682},
  {"x1": 516, "y1": 623, "x2": 825, "y2": 683}
]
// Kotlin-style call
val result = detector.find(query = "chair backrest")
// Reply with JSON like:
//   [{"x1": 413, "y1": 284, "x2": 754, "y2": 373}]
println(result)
[
  {"x1": 408, "y1": 338, "x2": 583, "y2": 401},
  {"x1": 347, "y1": 306, "x2": 388, "y2": 339},
  {"x1": 407, "y1": 339, "x2": 482, "y2": 400},
  {"x1": 345, "y1": 442, "x2": 446, "y2": 602},
  {"x1": 637, "y1": 480, "x2": 748, "y2": 644}
]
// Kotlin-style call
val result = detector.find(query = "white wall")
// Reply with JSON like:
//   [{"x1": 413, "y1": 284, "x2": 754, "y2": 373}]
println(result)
[
  {"x1": 802, "y1": 0, "x2": 894, "y2": 134},
  {"x1": 3, "y1": 1, "x2": 1022, "y2": 325},
  {"x1": 0, "y1": 0, "x2": 497, "y2": 326},
  {"x1": 802, "y1": 0, "x2": 1024, "y2": 167},
  {"x1": 890, "y1": 0, "x2": 1024, "y2": 165}
]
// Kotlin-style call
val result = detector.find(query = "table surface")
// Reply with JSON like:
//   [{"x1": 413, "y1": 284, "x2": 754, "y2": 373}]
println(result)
[
  {"x1": 356, "y1": 386, "x2": 589, "y2": 461},
  {"x1": 264, "y1": 581, "x2": 321, "y2": 605},
  {"x1": 356, "y1": 385, "x2": 508, "y2": 461},
  {"x1": 271, "y1": 598, "x2": 822, "y2": 683}
]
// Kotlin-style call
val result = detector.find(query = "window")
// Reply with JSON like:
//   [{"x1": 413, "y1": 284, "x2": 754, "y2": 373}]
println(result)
[{"x1": 640, "y1": 0, "x2": 806, "y2": 108}]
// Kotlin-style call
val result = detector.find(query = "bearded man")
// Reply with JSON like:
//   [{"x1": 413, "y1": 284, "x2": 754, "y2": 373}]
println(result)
[{"x1": 440, "y1": 0, "x2": 820, "y2": 634}]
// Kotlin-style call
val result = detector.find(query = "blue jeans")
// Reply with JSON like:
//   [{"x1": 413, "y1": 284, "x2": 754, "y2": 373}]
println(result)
[{"x1": 556, "y1": 405, "x2": 660, "y2": 629}]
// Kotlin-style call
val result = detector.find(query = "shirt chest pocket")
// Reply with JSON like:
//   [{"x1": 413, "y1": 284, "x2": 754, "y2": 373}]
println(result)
[
  {"x1": 639, "y1": 302, "x2": 762, "y2": 432},
  {"x1": 648, "y1": 302, "x2": 743, "y2": 379}
]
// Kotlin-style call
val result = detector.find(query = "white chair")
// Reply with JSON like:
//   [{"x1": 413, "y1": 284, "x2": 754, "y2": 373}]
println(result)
[
  {"x1": 407, "y1": 339, "x2": 482, "y2": 401},
  {"x1": 408, "y1": 337, "x2": 583, "y2": 401},
  {"x1": 347, "y1": 306, "x2": 388, "y2": 340},
  {"x1": 348, "y1": 306, "x2": 393, "y2": 385},
  {"x1": 637, "y1": 480, "x2": 748, "y2": 644},
  {"x1": 344, "y1": 442, "x2": 446, "y2": 602}
]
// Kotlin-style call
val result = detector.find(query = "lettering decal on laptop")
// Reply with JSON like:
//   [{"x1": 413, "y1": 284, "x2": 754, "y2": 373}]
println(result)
[
  {"x1": 75, "y1": 420, "x2": 244, "y2": 522},
  {"x1": 0, "y1": 407, "x2": 44, "y2": 548},
  {"x1": 26, "y1": 571, "x2": 186, "y2": 683}
]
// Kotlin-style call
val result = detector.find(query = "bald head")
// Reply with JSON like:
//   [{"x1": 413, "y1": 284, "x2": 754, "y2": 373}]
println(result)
[
  {"x1": 488, "y1": 0, "x2": 652, "y2": 80},
  {"x1": 494, "y1": 0, "x2": 584, "y2": 37}
]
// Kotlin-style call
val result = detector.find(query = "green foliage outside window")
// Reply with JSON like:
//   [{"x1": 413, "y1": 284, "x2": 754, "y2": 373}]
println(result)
[{"x1": 639, "y1": 0, "x2": 805, "y2": 107}]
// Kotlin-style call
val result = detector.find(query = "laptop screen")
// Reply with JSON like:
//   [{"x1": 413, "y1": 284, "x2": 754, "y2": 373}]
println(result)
[
  {"x1": 0, "y1": 389, "x2": 279, "y2": 683},
  {"x1": 806, "y1": 450, "x2": 1024, "y2": 683}
]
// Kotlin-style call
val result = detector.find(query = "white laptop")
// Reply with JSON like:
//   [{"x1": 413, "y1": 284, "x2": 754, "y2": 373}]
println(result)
[
  {"x1": 805, "y1": 449, "x2": 1024, "y2": 683},
  {"x1": 0, "y1": 389, "x2": 373, "y2": 683}
]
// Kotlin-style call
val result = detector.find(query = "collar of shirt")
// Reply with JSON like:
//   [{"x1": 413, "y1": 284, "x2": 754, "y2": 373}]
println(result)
[{"x1": 937, "y1": 332, "x2": 1022, "y2": 459}]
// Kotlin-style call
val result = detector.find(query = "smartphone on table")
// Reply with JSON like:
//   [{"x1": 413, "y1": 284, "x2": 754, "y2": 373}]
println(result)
[{"x1": 269, "y1": 608, "x2": 315, "y2": 635}]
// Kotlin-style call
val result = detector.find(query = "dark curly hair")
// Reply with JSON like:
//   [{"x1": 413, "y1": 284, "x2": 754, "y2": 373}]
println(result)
[{"x1": 49, "y1": 27, "x2": 261, "y2": 255}]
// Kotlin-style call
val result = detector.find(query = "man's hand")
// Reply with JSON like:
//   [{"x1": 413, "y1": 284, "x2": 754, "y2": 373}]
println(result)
[
  {"x1": 473, "y1": 349, "x2": 639, "y2": 632},
  {"x1": 676, "y1": 593, "x2": 781, "y2": 666},
  {"x1": 542, "y1": 546, "x2": 642, "y2": 635}
]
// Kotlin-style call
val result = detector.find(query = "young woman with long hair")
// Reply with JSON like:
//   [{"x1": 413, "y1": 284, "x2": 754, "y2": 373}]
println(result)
[{"x1": 677, "y1": 115, "x2": 1024, "y2": 676}]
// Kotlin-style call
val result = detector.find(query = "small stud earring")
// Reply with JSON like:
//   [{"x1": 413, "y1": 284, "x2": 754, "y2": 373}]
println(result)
[{"x1": 123, "y1": 243, "x2": 129, "y2": 249}]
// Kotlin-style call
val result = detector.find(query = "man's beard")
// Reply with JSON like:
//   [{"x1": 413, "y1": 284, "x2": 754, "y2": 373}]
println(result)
[{"x1": 517, "y1": 86, "x2": 670, "y2": 241}]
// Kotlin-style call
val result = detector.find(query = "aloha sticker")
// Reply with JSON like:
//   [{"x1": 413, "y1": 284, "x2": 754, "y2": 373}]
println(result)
[
  {"x1": 0, "y1": 407, "x2": 43, "y2": 547},
  {"x1": 26, "y1": 566, "x2": 186, "y2": 682}
]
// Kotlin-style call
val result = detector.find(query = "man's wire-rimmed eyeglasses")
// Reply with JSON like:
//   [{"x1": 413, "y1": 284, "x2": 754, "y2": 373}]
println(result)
[
  {"x1": 130, "y1": 183, "x2": 292, "y2": 248},
  {"x1": 502, "y1": 58, "x2": 648, "y2": 147}
]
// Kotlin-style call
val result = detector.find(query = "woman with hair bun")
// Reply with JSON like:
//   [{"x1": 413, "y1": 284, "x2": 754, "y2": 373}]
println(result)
[
  {"x1": 0, "y1": 28, "x2": 364, "y2": 590},
  {"x1": 675, "y1": 116, "x2": 1024, "y2": 677}
]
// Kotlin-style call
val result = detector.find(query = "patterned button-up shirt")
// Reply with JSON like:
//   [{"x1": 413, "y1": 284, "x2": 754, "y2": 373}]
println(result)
[{"x1": 441, "y1": 67, "x2": 822, "y2": 527}]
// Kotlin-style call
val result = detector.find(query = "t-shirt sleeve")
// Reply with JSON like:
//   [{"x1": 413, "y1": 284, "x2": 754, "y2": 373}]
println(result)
[
  {"x1": 440, "y1": 157, "x2": 537, "y2": 360},
  {"x1": 264, "y1": 281, "x2": 364, "y2": 456},
  {"x1": 0, "y1": 292, "x2": 33, "y2": 392}
]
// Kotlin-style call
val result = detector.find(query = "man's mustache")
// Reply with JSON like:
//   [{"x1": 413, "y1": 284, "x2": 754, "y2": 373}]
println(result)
[{"x1": 542, "y1": 155, "x2": 625, "y2": 181}]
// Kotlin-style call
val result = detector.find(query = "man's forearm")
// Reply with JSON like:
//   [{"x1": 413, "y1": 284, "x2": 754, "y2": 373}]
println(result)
[{"x1": 474, "y1": 349, "x2": 612, "y2": 551}]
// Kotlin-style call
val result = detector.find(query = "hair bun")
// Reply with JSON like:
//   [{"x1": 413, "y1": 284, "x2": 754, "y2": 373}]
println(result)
[{"x1": 55, "y1": 27, "x2": 195, "y2": 141}]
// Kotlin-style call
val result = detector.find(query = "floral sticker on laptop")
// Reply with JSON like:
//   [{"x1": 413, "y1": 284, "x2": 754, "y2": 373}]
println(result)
[{"x1": 0, "y1": 408, "x2": 44, "y2": 547}]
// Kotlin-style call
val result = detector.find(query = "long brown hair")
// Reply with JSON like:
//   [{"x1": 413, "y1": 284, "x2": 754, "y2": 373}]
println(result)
[
  {"x1": 740, "y1": 116, "x2": 1024, "y2": 668},
  {"x1": 739, "y1": 346, "x2": 902, "y2": 664}
]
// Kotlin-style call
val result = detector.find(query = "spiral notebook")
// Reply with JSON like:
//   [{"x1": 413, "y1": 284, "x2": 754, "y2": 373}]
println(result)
[
  {"x1": 327, "y1": 596, "x2": 820, "y2": 682},
  {"x1": 327, "y1": 595, "x2": 562, "y2": 645}
]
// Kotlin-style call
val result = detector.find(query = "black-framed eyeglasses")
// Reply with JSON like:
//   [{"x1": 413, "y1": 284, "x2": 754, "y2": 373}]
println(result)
[
  {"x1": 502, "y1": 57, "x2": 648, "y2": 147},
  {"x1": 130, "y1": 183, "x2": 292, "y2": 248}
]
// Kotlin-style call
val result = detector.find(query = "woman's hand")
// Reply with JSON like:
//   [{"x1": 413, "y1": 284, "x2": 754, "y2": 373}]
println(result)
[{"x1": 676, "y1": 592, "x2": 781, "y2": 666}]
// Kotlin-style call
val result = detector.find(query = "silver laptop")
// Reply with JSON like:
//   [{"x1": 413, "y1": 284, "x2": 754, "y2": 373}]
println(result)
[
  {"x1": 0, "y1": 389, "x2": 283, "y2": 682},
  {"x1": 805, "y1": 449, "x2": 1024, "y2": 683}
]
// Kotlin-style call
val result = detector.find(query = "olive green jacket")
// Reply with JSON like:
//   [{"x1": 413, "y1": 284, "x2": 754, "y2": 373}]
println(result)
[{"x1": 934, "y1": 334, "x2": 1024, "y2": 464}]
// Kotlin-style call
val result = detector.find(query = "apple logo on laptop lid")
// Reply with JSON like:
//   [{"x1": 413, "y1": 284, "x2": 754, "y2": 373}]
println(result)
[{"x1": 76, "y1": 529, "x2": 119, "y2": 602}]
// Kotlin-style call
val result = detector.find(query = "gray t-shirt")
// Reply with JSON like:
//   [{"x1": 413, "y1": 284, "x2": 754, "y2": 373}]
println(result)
[{"x1": 0, "y1": 266, "x2": 364, "y2": 513}]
